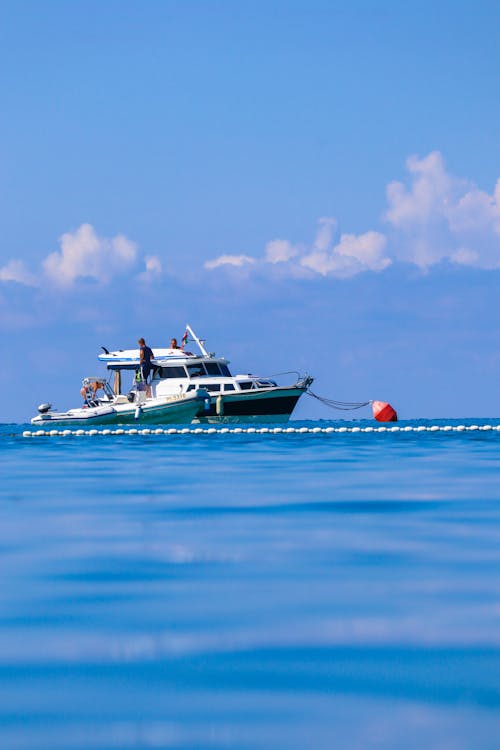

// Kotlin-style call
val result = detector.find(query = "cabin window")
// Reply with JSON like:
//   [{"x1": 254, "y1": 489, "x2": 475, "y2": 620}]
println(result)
[
  {"x1": 186, "y1": 384, "x2": 196, "y2": 391},
  {"x1": 219, "y1": 364, "x2": 232, "y2": 377},
  {"x1": 187, "y1": 363, "x2": 206, "y2": 378},
  {"x1": 157, "y1": 366, "x2": 186, "y2": 379},
  {"x1": 239, "y1": 381, "x2": 253, "y2": 390},
  {"x1": 224, "y1": 383, "x2": 235, "y2": 391},
  {"x1": 205, "y1": 383, "x2": 221, "y2": 392},
  {"x1": 205, "y1": 362, "x2": 221, "y2": 376}
]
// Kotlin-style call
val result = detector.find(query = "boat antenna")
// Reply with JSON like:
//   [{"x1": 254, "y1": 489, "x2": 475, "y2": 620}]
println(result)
[{"x1": 185, "y1": 324, "x2": 208, "y2": 356}]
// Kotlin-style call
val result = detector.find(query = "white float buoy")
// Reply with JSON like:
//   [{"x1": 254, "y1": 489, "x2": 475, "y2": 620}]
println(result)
[{"x1": 21, "y1": 420, "x2": 500, "y2": 440}]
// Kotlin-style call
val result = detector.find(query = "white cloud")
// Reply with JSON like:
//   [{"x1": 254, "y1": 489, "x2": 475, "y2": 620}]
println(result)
[
  {"x1": 205, "y1": 218, "x2": 390, "y2": 279},
  {"x1": 450, "y1": 248, "x2": 480, "y2": 266},
  {"x1": 385, "y1": 152, "x2": 500, "y2": 268},
  {"x1": 0, "y1": 259, "x2": 37, "y2": 286},
  {"x1": 145, "y1": 255, "x2": 162, "y2": 274},
  {"x1": 43, "y1": 223, "x2": 138, "y2": 286},
  {"x1": 448, "y1": 179, "x2": 500, "y2": 234},
  {"x1": 139, "y1": 254, "x2": 163, "y2": 282},
  {"x1": 302, "y1": 230, "x2": 390, "y2": 277},
  {"x1": 204, "y1": 254, "x2": 255, "y2": 270},
  {"x1": 0, "y1": 224, "x2": 160, "y2": 290},
  {"x1": 265, "y1": 239, "x2": 298, "y2": 264},
  {"x1": 386, "y1": 151, "x2": 457, "y2": 227}
]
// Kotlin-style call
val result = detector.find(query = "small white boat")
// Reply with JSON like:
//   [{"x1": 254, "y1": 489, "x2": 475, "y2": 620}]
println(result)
[
  {"x1": 31, "y1": 377, "x2": 207, "y2": 426},
  {"x1": 31, "y1": 403, "x2": 117, "y2": 426},
  {"x1": 99, "y1": 325, "x2": 313, "y2": 423}
]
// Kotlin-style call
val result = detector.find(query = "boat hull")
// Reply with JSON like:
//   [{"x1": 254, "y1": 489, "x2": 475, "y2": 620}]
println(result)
[
  {"x1": 112, "y1": 397, "x2": 202, "y2": 425},
  {"x1": 31, "y1": 406, "x2": 118, "y2": 426},
  {"x1": 31, "y1": 396, "x2": 203, "y2": 426},
  {"x1": 193, "y1": 386, "x2": 304, "y2": 424}
]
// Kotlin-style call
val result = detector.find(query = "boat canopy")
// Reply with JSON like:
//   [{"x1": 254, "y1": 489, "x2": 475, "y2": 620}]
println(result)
[
  {"x1": 104, "y1": 355, "x2": 231, "y2": 372},
  {"x1": 98, "y1": 325, "x2": 229, "y2": 371}
]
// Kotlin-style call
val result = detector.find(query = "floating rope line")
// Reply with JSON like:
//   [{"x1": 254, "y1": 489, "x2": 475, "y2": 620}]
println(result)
[
  {"x1": 306, "y1": 389, "x2": 371, "y2": 411},
  {"x1": 21, "y1": 425, "x2": 500, "y2": 437}
]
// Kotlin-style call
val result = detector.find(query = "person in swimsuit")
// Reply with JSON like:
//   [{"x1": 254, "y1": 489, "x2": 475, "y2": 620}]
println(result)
[{"x1": 80, "y1": 379, "x2": 105, "y2": 405}]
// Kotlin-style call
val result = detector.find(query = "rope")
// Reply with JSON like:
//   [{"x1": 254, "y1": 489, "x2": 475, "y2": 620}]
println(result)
[{"x1": 306, "y1": 389, "x2": 371, "y2": 411}]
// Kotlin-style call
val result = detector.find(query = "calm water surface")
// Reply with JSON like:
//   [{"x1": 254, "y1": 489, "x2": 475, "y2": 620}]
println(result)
[{"x1": 1, "y1": 419, "x2": 500, "y2": 749}]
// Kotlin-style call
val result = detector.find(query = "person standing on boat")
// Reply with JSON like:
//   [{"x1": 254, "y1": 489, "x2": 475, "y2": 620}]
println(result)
[
  {"x1": 170, "y1": 338, "x2": 180, "y2": 349},
  {"x1": 138, "y1": 338, "x2": 154, "y2": 397}
]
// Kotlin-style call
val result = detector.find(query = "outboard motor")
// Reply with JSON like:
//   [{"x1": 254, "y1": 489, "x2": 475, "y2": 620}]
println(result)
[{"x1": 37, "y1": 403, "x2": 52, "y2": 414}]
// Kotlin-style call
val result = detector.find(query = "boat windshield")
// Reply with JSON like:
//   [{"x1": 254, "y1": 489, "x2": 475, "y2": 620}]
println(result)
[
  {"x1": 187, "y1": 363, "x2": 206, "y2": 378},
  {"x1": 155, "y1": 365, "x2": 187, "y2": 379}
]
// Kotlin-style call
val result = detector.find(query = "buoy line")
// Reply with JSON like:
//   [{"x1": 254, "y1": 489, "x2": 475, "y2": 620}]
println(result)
[{"x1": 20, "y1": 424, "x2": 500, "y2": 438}]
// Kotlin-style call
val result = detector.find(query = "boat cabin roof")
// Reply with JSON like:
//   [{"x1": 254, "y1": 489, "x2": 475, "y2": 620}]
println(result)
[{"x1": 102, "y1": 351, "x2": 230, "y2": 372}]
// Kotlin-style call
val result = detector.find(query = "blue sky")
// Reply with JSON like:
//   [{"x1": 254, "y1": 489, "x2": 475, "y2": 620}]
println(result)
[{"x1": 1, "y1": 1, "x2": 499, "y2": 421}]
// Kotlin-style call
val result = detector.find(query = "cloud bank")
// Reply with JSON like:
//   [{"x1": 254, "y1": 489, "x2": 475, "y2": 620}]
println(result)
[
  {"x1": 0, "y1": 259, "x2": 37, "y2": 286},
  {"x1": 386, "y1": 151, "x2": 500, "y2": 269},
  {"x1": 0, "y1": 224, "x2": 162, "y2": 288},
  {"x1": 206, "y1": 218, "x2": 391, "y2": 279},
  {"x1": 205, "y1": 152, "x2": 500, "y2": 278},
  {"x1": 2, "y1": 153, "x2": 499, "y2": 292},
  {"x1": 43, "y1": 224, "x2": 138, "y2": 286},
  {"x1": 301, "y1": 221, "x2": 390, "y2": 276}
]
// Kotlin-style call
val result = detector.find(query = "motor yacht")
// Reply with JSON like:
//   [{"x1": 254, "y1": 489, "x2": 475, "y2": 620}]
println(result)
[{"x1": 99, "y1": 325, "x2": 313, "y2": 423}]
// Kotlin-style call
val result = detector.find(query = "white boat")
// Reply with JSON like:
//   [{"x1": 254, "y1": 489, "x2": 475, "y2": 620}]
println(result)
[
  {"x1": 99, "y1": 325, "x2": 313, "y2": 423},
  {"x1": 31, "y1": 377, "x2": 207, "y2": 426}
]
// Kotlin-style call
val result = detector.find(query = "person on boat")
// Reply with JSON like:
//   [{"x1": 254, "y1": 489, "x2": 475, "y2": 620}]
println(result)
[
  {"x1": 170, "y1": 338, "x2": 180, "y2": 349},
  {"x1": 138, "y1": 337, "x2": 154, "y2": 397},
  {"x1": 80, "y1": 379, "x2": 105, "y2": 406}
]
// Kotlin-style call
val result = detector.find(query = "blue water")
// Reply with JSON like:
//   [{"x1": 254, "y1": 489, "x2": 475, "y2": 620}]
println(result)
[{"x1": 2, "y1": 419, "x2": 500, "y2": 749}]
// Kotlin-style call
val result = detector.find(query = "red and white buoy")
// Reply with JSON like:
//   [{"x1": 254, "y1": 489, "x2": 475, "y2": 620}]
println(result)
[
  {"x1": 306, "y1": 388, "x2": 398, "y2": 421},
  {"x1": 372, "y1": 401, "x2": 398, "y2": 422}
]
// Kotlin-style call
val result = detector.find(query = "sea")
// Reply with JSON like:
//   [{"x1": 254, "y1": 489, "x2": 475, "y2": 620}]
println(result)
[{"x1": 1, "y1": 418, "x2": 500, "y2": 749}]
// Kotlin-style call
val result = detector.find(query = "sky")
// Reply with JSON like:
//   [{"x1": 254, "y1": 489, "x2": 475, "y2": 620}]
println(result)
[{"x1": 0, "y1": 0, "x2": 499, "y2": 422}]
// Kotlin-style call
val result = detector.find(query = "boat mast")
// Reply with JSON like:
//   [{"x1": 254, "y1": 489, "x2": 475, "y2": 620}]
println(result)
[{"x1": 186, "y1": 324, "x2": 208, "y2": 356}]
